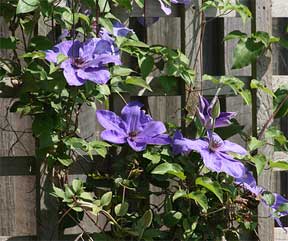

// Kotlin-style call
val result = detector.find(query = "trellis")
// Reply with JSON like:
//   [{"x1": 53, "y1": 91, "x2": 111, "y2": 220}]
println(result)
[{"x1": 0, "y1": 0, "x2": 288, "y2": 240}]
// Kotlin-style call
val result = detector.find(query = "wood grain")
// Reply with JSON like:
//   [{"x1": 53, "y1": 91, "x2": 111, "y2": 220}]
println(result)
[
  {"x1": 0, "y1": 98, "x2": 36, "y2": 237},
  {"x1": 252, "y1": 1, "x2": 275, "y2": 240}
]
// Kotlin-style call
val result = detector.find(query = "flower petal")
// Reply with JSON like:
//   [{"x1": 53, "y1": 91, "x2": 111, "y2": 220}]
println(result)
[
  {"x1": 216, "y1": 153, "x2": 246, "y2": 178},
  {"x1": 127, "y1": 139, "x2": 146, "y2": 152},
  {"x1": 234, "y1": 170, "x2": 263, "y2": 196},
  {"x1": 94, "y1": 39, "x2": 115, "y2": 55},
  {"x1": 45, "y1": 40, "x2": 75, "y2": 63},
  {"x1": 145, "y1": 134, "x2": 171, "y2": 146},
  {"x1": 77, "y1": 67, "x2": 111, "y2": 84},
  {"x1": 96, "y1": 110, "x2": 126, "y2": 134},
  {"x1": 139, "y1": 121, "x2": 167, "y2": 137},
  {"x1": 121, "y1": 102, "x2": 143, "y2": 133},
  {"x1": 159, "y1": 0, "x2": 172, "y2": 15},
  {"x1": 198, "y1": 95, "x2": 209, "y2": 115},
  {"x1": 215, "y1": 112, "x2": 236, "y2": 128},
  {"x1": 61, "y1": 60, "x2": 85, "y2": 86},
  {"x1": 220, "y1": 140, "x2": 247, "y2": 155},
  {"x1": 173, "y1": 135, "x2": 208, "y2": 155},
  {"x1": 101, "y1": 130, "x2": 126, "y2": 144},
  {"x1": 89, "y1": 54, "x2": 121, "y2": 67}
]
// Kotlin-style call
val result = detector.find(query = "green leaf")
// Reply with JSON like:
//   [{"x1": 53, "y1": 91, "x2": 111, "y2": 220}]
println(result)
[
  {"x1": 187, "y1": 191, "x2": 208, "y2": 212},
  {"x1": 72, "y1": 179, "x2": 83, "y2": 194},
  {"x1": 277, "y1": 203, "x2": 288, "y2": 213},
  {"x1": 114, "y1": 202, "x2": 129, "y2": 216},
  {"x1": 252, "y1": 154, "x2": 266, "y2": 176},
  {"x1": 112, "y1": 66, "x2": 134, "y2": 76},
  {"x1": 232, "y1": 38, "x2": 265, "y2": 69},
  {"x1": 248, "y1": 137, "x2": 265, "y2": 151},
  {"x1": 29, "y1": 36, "x2": 52, "y2": 50},
  {"x1": 224, "y1": 31, "x2": 247, "y2": 41},
  {"x1": 163, "y1": 210, "x2": 182, "y2": 227},
  {"x1": 98, "y1": 0, "x2": 111, "y2": 12},
  {"x1": 143, "y1": 151, "x2": 161, "y2": 164},
  {"x1": 141, "y1": 210, "x2": 153, "y2": 228},
  {"x1": 99, "y1": 17, "x2": 113, "y2": 33},
  {"x1": 139, "y1": 55, "x2": 154, "y2": 78},
  {"x1": 79, "y1": 192, "x2": 94, "y2": 202},
  {"x1": 136, "y1": 210, "x2": 153, "y2": 240},
  {"x1": 100, "y1": 191, "x2": 112, "y2": 207},
  {"x1": 16, "y1": 0, "x2": 39, "y2": 14},
  {"x1": 250, "y1": 79, "x2": 275, "y2": 97},
  {"x1": 172, "y1": 190, "x2": 187, "y2": 202},
  {"x1": 57, "y1": 157, "x2": 73, "y2": 167},
  {"x1": 57, "y1": 53, "x2": 68, "y2": 64},
  {"x1": 151, "y1": 162, "x2": 186, "y2": 180},
  {"x1": 97, "y1": 84, "x2": 111, "y2": 96},
  {"x1": 274, "y1": 87, "x2": 288, "y2": 118},
  {"x1": 64, "y1": 137, "x2": 87, "y2": 149},
  {"x1": 0, "y1": 37, "x2": 17, "y2": 49},
  {"x1": 265, "y1": 127, "x2": 287, "y2": 145},
  {"x1": 262, "y1": 191, "x2": 275, "y2": 206},
  {"x1": 52, "y1": 185, "x2": 65, "y2": 199},
  {"x1": 195, "y1": 177, "x2": 223, "y2": 203},
  {"x1": 270, "y1": 161, "x2": 288, "y2": 170},
  {"x1": 125, "y1": 76, "x2": 152, "y2": 91}
]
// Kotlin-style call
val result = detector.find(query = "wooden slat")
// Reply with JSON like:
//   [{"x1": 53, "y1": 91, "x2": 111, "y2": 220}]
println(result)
[
  {"x1": 274, "y1": 227, "x2": 288, "y2": 240},
  {"x1": 0, "y1": 156, "x2": 35, "y2": 176},
  {"x1": 272, "y1": 0, "x2": 288, "y2": 17},
  {"x1": 226, "y1": 95, "x2": 252, "y2": 147},
  {"x1": 0, "y1": 236, "x2": 36, "y2": 241},
  {"x1": 224, "y1": 18, "x2": 251, "y2": 76},
  {"x1": 181, "y1": 1, "x2": 202, "y2": 118},
  {"x1": 272, "y1": 75, "x2": 288, "y2": 91},
  {"x1": 0, "y1": 99, "x2": 36, "y2": 237},
  {"x1": 252, "y1": 1, "x2": 274, "y2": 241},
  {"x1": 127, "y1": 0, "x2": 288, "y2": 18},
  {"x1": 203, "y1": 0, "x2": 286, "y2": 18},
  {"x1": 130, "y1": 0, "x2": 179, "y2": 17}
]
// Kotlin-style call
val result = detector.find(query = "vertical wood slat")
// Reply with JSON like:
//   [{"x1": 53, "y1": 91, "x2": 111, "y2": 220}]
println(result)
[
  {"x1": 252, "y1": 1, "x2": 274, "y2": 241},
  {"x1": 181, "y1": 1, "x2": 202, "y2": 117},
  {"x1": 224, "y1": 18, "x2": 251, "y2": 76},
  {"x1": 0, "y1": 14, "x2": 36, "y2": 239},
  {"x1": 224, "y1": 17, "x2": 252, "y2": 147}
]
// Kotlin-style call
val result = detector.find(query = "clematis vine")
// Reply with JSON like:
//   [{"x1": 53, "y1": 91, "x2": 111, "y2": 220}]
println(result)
[
  {"x1": 96, "y1": 102, "x2": 171, "y2": 152},
  {"x1": 45, "y1": 37, "x2": 121, "y2": 86},
  {"x1": 173, "y1": 131, "x2": 247, "y2": 178},
  {"x1": 235, "y1": 171, "x2": 288, "y2": 228},
  {"x1": 159, "y1": 0, "x2": 191, "y2": 15},
  {"x1": 198, "y1": 95, "x2": 236, "y2": 129}
]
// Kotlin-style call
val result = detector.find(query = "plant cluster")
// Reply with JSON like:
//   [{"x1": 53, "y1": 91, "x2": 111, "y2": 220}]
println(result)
[{"x1": 1, "y1": 0, "x2": 288, "y2": 240}]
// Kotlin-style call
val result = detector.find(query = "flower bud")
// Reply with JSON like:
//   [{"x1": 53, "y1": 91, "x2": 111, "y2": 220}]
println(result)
[{"x1": 211, "y1": 97, "x2": 221, "y2": 119}]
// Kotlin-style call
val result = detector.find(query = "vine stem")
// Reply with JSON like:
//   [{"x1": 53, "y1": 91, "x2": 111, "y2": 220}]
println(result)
[{"x1": 258, "y1": 93, "x2": 288, "y2": 139}]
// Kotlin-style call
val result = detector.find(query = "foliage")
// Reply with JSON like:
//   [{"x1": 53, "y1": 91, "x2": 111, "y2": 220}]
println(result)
[{"x1": 1, "y1": 1, "x2": 288, "y2": 241}]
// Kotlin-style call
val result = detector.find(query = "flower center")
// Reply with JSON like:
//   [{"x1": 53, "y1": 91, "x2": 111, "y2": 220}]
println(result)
[
  {"x1": 129, "y1": 131, "x2": 138, "y2": 140},
  {"x1": 71, "y1": 57, "x2": 86, "y2": 68},
  {"x1": 209, "y1": 138, "x2": 222, "y2": 152}
]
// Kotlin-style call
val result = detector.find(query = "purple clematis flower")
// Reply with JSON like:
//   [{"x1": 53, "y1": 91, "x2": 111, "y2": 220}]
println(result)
[
  {"x1": 45, "y1": 38, "x2": 121, "y2": 86},
  {"x1": 99, "y1": 21, "x2": 134, "y2": 39},
  {"x1": 96, "y1": 102, "x2": 171, "y2": 152},
  {"x1": 235, "y1": 170, "x2": 263, "y2": 197},
  {"x1": 198, "y1": 95, "x2": 236, "y2": 129},
  {"x1": 270, "y1": 193, "x2": 288, "y2": 228},
  {"x1": 173, "y1": 131, "x2": 247, "y2": 178},
  {"x1": 112, "y1": 21, "x2": 134, "y2": 37},
  {"x1": 235, "y1": 171, "x2": 288, "y2": 228},
  {"x1": 159, "y1": 0, "x2": 191, "y2": 15}
]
